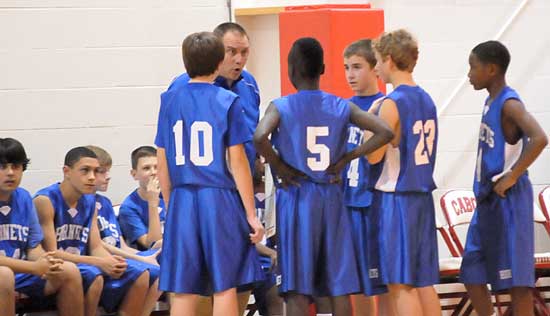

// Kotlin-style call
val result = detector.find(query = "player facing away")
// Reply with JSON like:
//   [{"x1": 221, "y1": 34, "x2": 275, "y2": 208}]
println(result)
[
  {"x1": 367, "y1": 29, "x2": 441, "y2": 316},
  {"x1": 155, "y1": 32, "x2": 265, "y2": 316},
  {"x1": 342, "y1": 39, "x2": 393, "y2": 316},
  {"x1": 0, "y1": 138, "x2": 84, "y2": 316},
  {"x1": 253, "y1": 37, "x2": 393, "y2": 316},
  {"x1": 460, "y1": 41, "x2": 548, "y2": 316}
]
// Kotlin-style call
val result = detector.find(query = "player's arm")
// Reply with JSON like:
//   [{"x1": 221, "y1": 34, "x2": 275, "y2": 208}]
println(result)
[
  {"x1": 87, "y1": 210, "x2": 128, "y2": 278},
  {"x1": 34, "y1": 195, "x2": 104, "y2": 269},
  {"x1": 327, "y1": 102, "x2": 393, "y2": 177},
  {"x1": 157, "y1": 147, "x2": 171, "y2": 209},
  {"x1": 366, "y1": 98, "x2": 401, "y2": 164},
  {"x1": 228, "y1": 143, "x2": 265, "y2": 244},
  {"x1": 137, "y1": 177, "x2": 163, "y2": 248},
  {"x1": 493, "y1": 99, "x2": 548, "y2": 197},
  {"x1": 253, "y1": 103, "x2": 304, "y2": 187},
  {"x1": 102, "y1": 241, "x2": 159, "y2": 266}
]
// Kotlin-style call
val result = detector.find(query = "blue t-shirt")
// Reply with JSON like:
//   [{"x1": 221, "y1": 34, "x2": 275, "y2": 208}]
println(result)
[
  {"x1": 344, "y1": 93, "x2": 384, "y2": 207},
  {"x1": 0, "y1": 188, "x2": 43, "y2": 260},
  {"x1": 271, "y1": 90, "x2": 350, "y2": 183},
  {"x1": 96, "y1": 194, "x2": 123, "y2": 248},
  {"x1": 34, "y1": 183, "x2": 95, "y2": 255},
  {"x1": 155, "y1": 82, "x2": 251, "y2": 189},
  {"x1": 368, "y1": 85, "x2": 438, "y2": 193},
  {"x1": 473, "y1": 86, "x2": 526, "y2": 202},
  {"x1": 118, "y1": 189, "x2": 166, "y2": 248},
  {"x1": 167, "y1": 70, "x2": 260, "y2": 171}
]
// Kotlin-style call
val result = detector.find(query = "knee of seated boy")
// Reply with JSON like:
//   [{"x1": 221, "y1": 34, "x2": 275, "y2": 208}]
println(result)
[{"x1": 0, "y1": 266, "x2": 15, "y2": 291}]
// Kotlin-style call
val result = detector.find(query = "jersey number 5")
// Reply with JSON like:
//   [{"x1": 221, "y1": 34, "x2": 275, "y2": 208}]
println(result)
[
  {"x1": 173, "y1": 120, "x2": 214, "y2": 166},
  {"x1": 413, "y1": 119, "x2": 436, "y2": 165},
  {"x1": 307, "y1": 126, "x2": 330, "y2": 171}
]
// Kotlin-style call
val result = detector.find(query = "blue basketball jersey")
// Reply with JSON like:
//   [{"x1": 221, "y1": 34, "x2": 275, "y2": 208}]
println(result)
[
  {"x1": 118, "y1": 189, "x2": 166, "y2": 247},
  {"x1": 0, "y1": 188, "x2": 43, "y2": 260},
  {"x1": 155, "y1": 82, "x2": 251, "y2": 188},
  {"x1": 35, "y1": 183, "x2": 95, "y2": 255},
  {"x1": 344, "y1": 93, "x2": 384, "y2": 207},
  {"x1": 368, "y1": 85, "x2": 438, "y2": 192},
  {"x1": 167, "y1": 71, "x2": 260, "y2": 172},
  {"x1": 473, "y1": 86, "x2": 525, "y2": 202},
  {"x1": 96, "y1": 194, "x2": 122, "y2": 248},
  {"x1": 271, "y1": 90, "x2": 351, "y2": 183}
]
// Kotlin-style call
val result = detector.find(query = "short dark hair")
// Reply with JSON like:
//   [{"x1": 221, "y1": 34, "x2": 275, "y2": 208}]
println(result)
[
  {"x1": 0, "y1": 138, "x2": 30, "y2": 171},
  {"x1": 288, "y1": 37, "x2": 324, "y2": 80},
  {"x1": 213, "y1": 22, "x2": 248, "y2": 39},
  {"x1": 182, "y1": 32, "x2": 225, "y2": 78},
  {"x1": 131, "y1": 146, "x2": 157, "y2": 169},
  {"x1": 344, "y1": 39, "x2": 377, "y2": 68},
  {"x1": 64, "y1": 147, "x2": 97, "y2": 168},
  {"x1": 472, "y1": 40, "x2": 511, "y2": 74}
]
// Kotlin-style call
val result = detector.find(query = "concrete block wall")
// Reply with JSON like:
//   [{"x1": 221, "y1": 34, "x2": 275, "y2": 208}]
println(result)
[{"x1": 0, "y1": 0, "x2": 230, "y2": 203}]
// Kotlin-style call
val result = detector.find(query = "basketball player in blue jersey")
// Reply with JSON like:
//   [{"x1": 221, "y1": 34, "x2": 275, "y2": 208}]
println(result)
[
  {"x1": 0, "y1": 138, "x2": 84, "y2": 316},
  {"x1": 368, "y1": 29, "x2": 441, "y2": 315},
  {"x1": 254, "y1": 37, "x2": 393, "y2": 316},
  {"x1": 34, "y1": 147, "x2": 150, "y2": 316},
  {"x1": 86, "y1": 145, "x2": 163, "y2": 316},
  {"x1": 460, "y1": 41, "x2": 548, "y2": 316},
  {"x1": 167, "y1": 22, "x2": 260, "y2": 174},
  {"x1": 155, "y1": 32, "x2": 264, "y2": 316},
  {"x1": 343, "y1": 39, "x2": 393, "y2": 316},
  {"x1": 119, "y1": 146, "x2": 165, "y2": 250}
]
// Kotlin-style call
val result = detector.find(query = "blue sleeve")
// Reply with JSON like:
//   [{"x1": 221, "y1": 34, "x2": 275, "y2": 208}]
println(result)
[
  {"x1": 27, "y1": 202, "x2": 44, "y2": 249},
  {"x1": 154, "y1": 95, "x2": 168, "y2": 148},
  {"x1": 118, "y1": 205, "x2": 148, "y2": 245},
  {"x1": 226, "y1": 98, "x2": 252, "y2": 147}
]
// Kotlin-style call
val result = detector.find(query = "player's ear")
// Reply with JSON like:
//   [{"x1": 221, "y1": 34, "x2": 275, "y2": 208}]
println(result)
[
  {"x1": 130, "y1": 168, "x2": 137, "y2": 179},
  {"x1": 320, "y1": 64, "x2": 325, "y2": 75},
  {"x1": 487, "y1": 63, "x2": 498, "y2": 77},
  {"x1": 62, "y1": 165, "x2": 70, "y2": 178}
]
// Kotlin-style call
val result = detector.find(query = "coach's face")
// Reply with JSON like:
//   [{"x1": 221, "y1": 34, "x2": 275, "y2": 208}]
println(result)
[{"x1": 219, "y1": 31, "x2": 250, "y2": 84}]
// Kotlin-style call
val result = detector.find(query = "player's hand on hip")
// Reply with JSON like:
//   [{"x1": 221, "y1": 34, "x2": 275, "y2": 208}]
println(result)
[
  {"x1": 272, "y1": 160, "x2": 305, "y2": 189},
  {"x1": 326, "y1": 160, "x2": 346, "y2": 184},
  {"x1": 493, "y1": 172, "x2": 517, "y2": 198},
  {"x1": 248, "y1": 216, "x2": 265, "y2": 244}
]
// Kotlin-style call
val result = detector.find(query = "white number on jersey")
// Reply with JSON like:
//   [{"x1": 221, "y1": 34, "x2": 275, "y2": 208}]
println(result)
[
  {"x1": 306, "y1": 126, "x2": 330, "y2": 171},
  {"x1": 173, "y1": 120, "x2": 214, "y2": 166},
  {"x1": 347, "y1": 157, "x2": 359, "y2": 187},
  {"x1": 413, "y1": 119, "x2": 436, "y2": 165}
]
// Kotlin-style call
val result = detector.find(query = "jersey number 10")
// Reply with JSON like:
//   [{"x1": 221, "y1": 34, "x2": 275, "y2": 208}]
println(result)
[{"x1": 173, "y1": 120, "x2": 214, "y2": 166}]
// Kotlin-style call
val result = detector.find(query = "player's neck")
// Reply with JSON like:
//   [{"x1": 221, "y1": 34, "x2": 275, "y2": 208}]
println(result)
[
  {"x1": 355, "y1": 84, "x2": 380, "y2": 96},
  {"x1": 0, "y1": 190, "x2": 12, "y2": 202},
  {"x1": 486, "y1": 78, "x2": 507, "y2": 100},
  {"x1": 189, "y1": 73, "x2": 217, "y2": 84},
  {"x1": 137, "y1": 186, "x2": 148, "y2": 201},
  {"x1": 59, "y1": 180, "x2": 82, "y2": 208},
  {"x1": 295, "y1": 79, "x2": 319, "y2": 91},
  {"x1": 390, "y1": 71, "x2": 415, "y2": 88}
]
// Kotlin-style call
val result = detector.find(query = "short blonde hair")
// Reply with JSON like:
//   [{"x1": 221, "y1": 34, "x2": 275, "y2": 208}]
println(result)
[
  {"x1": 374, "y1": 29, "x2": 418, "y2": 72},
  {"x1": 85, "y1": 145, "x2": 112, "y2": 167}
]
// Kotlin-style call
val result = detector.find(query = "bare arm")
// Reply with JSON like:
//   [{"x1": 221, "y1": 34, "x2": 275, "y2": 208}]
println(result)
[
  {"x1": 327, "y1": 102, "x2": 394, "y2": 176},
  {"x1": 366, "y1": 99, "x2": 401, "y2": 164},
  {"x1": 135, "y1": 177, "x2": 163, "y2": 249},
  {"x1": 228, "y1": 143, "x2": 264, "y2": 244},
  {"x1": 253, "y1": 103, "x2": 304, "y2": 187},
  {"x1": 493, "y1": 99, "x2": 548, "y2": 197},
  {"x1": 157, "y1": 148, "x2": 171, "y2": 209},
  {"x1": 102, "y1": 241, "x2": 159, "y2": 266}
]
